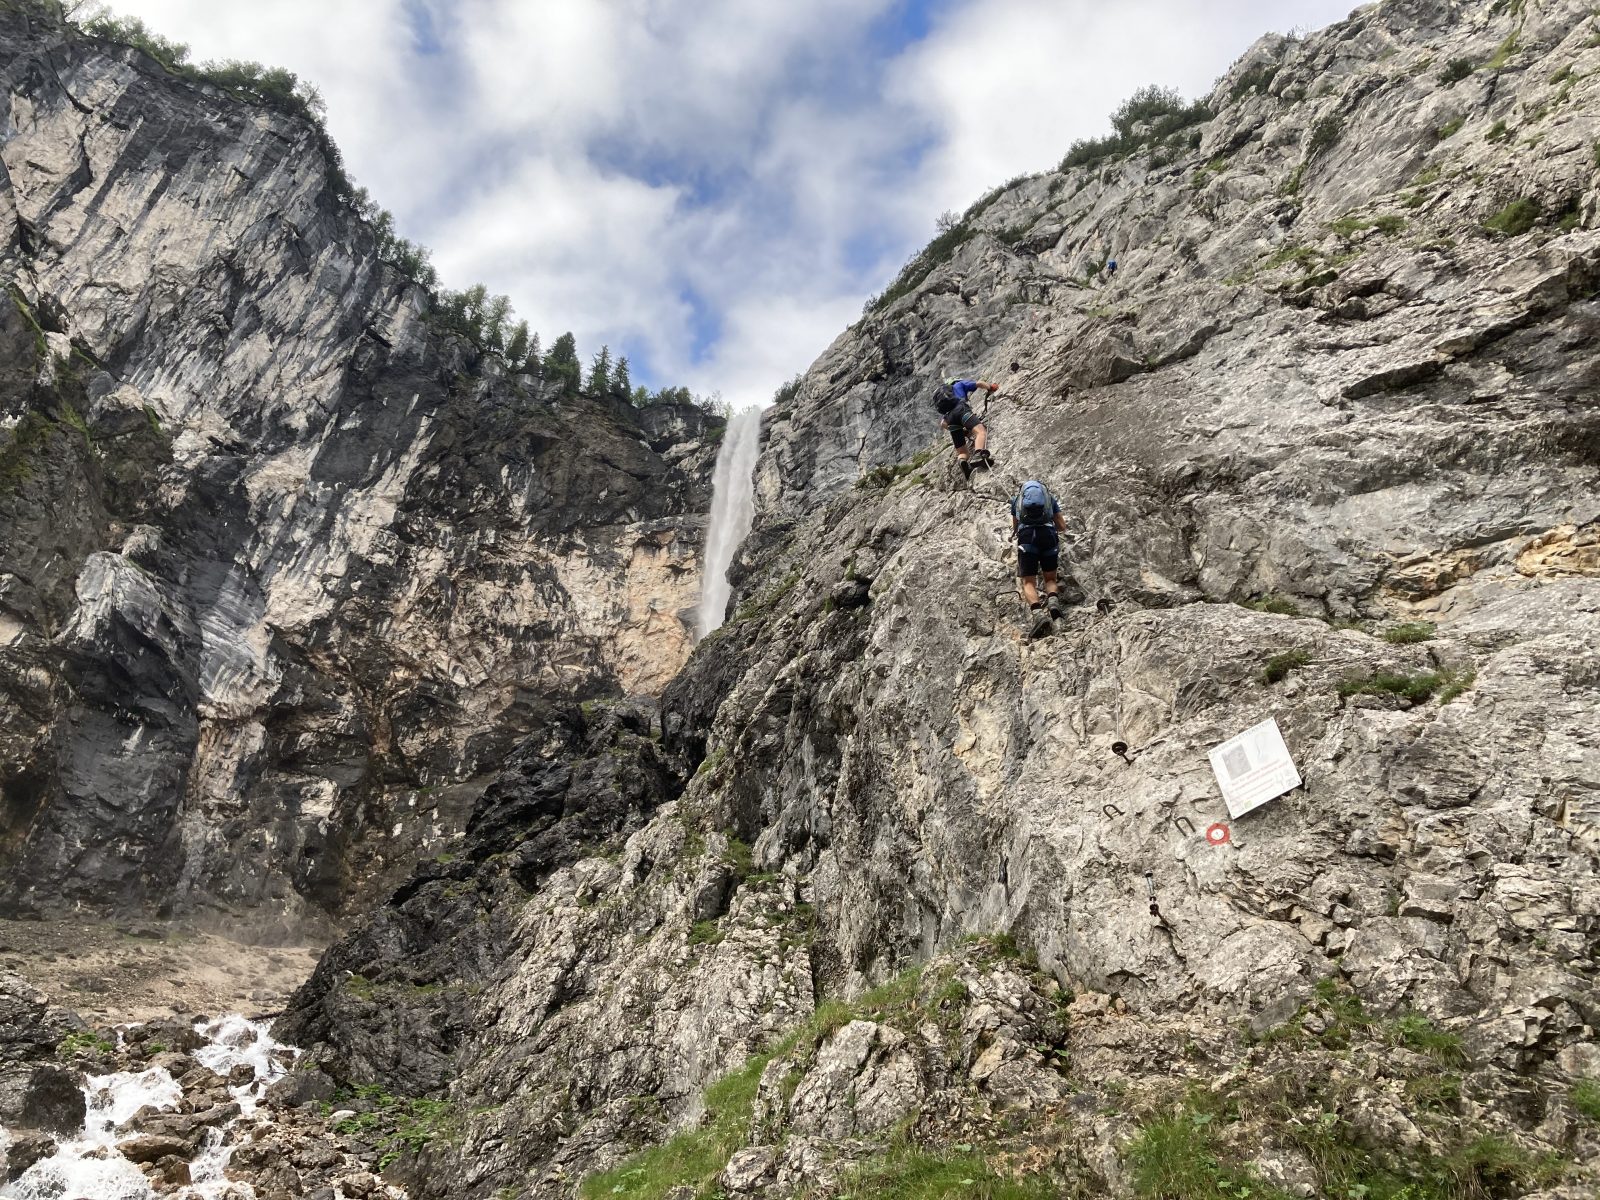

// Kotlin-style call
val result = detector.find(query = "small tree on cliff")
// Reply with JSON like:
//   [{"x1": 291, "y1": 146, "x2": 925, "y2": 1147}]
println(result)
[{"x1": 544, "y1": 333, "x2": 581, "y2": 398}]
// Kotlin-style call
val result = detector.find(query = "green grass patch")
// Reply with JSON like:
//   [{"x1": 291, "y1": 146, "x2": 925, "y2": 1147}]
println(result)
[
  {"x1": 1485, "y1": 119, "x2": 1511, "y2": 143},
  {"x1": 581, "y1": 965, "x2": 934, "y2": 1200},
  {"x1": 724, "y1": 836, "x2": 755, "y2": 880},
  {"x1": 859, "y1": 445, "x2": 938, "y2": 490},
  {"x1": 1308, "y1": 114, "x2": 1344, "y2": 157},
  {"x1": 1483, "y1": 197, "x2": 1540, "y2": 236},
  {"x1": 1261, "y1": 649, "x2": 1312, "y2": 685},
  {"x1": 1572, "y1": 1078, "x2": 1600, "y2": 1121},
  {"x1": 1438, "y1": 57, "x2": 1475, "y2": 84},
  {"x1": 1336, "y1": 670, "x2": 1452, "y2": 704},
  {"x1": 695, "y1": 746, "x2": 728, "y2": 778},
  {"x1": 687, "y1": 919, "x2": 724, "y2": 947},
  {"x1": 1129, "y1": 1107, "x2": 1293, "y2": 1200},
  {"x1": 839, "y1": 1142, "x2": 1061, "y2": 1200},
  {"x1": 1435, "y1": 670, "x2": 1474, "y2": 704},
  {"x1": 59, "y1": 1031, "x2": 116, "y2": 1057},
  {"x1": 1264, "y1": 244, "x2": 1319, "y2": 272},
  {"x1": 732, "y1": 568, "x2": 802, "y2": 623},
  {"x1": 1486, "y1": 31, "x2": 1520, "y2": 71},
  {"x1": 1241, "y1": 594, "x2": 1301, "y2": 616},
  {"x1": 1390, "y1": 1012, "x2": 1465, "y2": 1065},
  {"x1": 1382, "y1": 622, "x2": 1435, "y2": 644},
  {"x1": 1437, "y1": 115, "x2": 1466, "y2": 139},
  {"x1": 331, "y1": 1084, "x2": 459, "y2": 1166}
]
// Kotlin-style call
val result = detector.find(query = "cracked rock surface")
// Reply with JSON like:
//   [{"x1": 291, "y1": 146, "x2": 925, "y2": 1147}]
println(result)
[
  {"x1": 0, "y1": 6, "x2": 718, "y2": 930},
  {"x1": 277, "y1": 1, "x2": 1600, "y2": 1197}
]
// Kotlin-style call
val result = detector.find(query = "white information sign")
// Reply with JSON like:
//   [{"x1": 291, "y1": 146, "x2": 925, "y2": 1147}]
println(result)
[{"x1": 1208, "y1": 717, "x2": 1301, "y2": 819}]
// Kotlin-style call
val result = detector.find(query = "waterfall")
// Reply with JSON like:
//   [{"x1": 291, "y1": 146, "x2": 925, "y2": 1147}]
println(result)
[{"x1": 696, "y1": 407, "x2": 762, "y2": 639}]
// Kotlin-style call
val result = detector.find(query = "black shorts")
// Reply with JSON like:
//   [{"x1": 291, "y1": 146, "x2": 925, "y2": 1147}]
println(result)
[
  {"x1": 945, "y1": 406, "x2": 983, "y2": 449},
  {"x1": 1017, "y1": 527, "x2": 1059, "y2": 577}
]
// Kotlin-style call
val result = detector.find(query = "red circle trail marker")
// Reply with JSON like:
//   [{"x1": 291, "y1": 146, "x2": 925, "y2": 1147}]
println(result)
[{"x1": 1205, "y1": 823, "x2": 1232, "y2": 846}]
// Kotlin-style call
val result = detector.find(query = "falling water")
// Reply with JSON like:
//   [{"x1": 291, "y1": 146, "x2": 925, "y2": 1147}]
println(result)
[
  {"x1": 2, "y1": 1016, "x2": 301, "y2": 1200},
  {"x1": 696, "y1": 407, "x2": 762, "y2": 639}
]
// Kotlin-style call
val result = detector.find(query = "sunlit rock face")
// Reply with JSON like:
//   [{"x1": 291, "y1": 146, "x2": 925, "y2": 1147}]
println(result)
[
  {"x1": 0, "y1": 6, "x2": 719, "y2": 931},
  {"x1": 279, "y1": 1, "x2": 1600, "y2": 1196}
]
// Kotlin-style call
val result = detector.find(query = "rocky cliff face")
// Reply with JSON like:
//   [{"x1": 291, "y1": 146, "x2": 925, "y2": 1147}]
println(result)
[
  {"x1": 0, "y1": 5, "x2": 719, "y2": 933},
  {"x1": 275, "y1": 1, "x2": 1600, "y2": 1197}
]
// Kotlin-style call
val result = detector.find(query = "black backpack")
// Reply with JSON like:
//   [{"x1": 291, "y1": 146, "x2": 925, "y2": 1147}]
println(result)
[{"x1": 932, "y1": 382, "x2": 961, "y2": 416}]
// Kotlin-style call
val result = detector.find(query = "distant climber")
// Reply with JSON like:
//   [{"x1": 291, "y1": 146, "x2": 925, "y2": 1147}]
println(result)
[
  {"x1": 932, "y1": 376, "x2": 998, "y2": 478},
  {"x1": 1104, "y1": 258, "x2": 1119, "y2": 282},
  {"x1": 1012, "y1": 479, "x2": 1069, "y2": 633}
]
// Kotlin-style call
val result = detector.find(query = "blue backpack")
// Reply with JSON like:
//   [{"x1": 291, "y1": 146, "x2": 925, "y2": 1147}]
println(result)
[{"x1": 1018, "y1": 481, "x2": 1052, "y2": 526}]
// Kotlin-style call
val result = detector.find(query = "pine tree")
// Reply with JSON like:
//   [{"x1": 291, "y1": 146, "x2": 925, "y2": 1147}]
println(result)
[
  {"x1": 524, "y1": 332, "x2": 542, "y2": 376},
  {"x1": 544, "y1": 332, "x2": 581, "y2": 398},
  {"x1": 612, "y1": 356, "x2": 631, "y2": 400},
  {"x1": 587, "y1": 345, "x2": 612, "y2": 396},
  {"x1": 505, "y1": 321, "x2": 530, "y2": 367}
]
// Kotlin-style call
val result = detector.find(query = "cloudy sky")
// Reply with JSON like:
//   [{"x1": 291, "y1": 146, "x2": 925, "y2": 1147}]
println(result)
[{"x1": 107, "y1": 0, "x2": 1355, "y2": 405}]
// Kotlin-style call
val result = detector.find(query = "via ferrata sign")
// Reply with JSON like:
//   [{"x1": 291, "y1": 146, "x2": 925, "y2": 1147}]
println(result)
[{"x1": 1208, "y1": 717, "x2": 1301, "y2": 819}]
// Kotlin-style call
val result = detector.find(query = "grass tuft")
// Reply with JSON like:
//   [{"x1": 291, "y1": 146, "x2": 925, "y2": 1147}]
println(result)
[
  {"x1": 1382, "y1": 622, "x2": 1435, "y2": 644},
  {"x1": 1484, "y1": 197, "x2": 1539, "y2": 236},
  {"x1": 1241, "y1": 594, "x2": 1301, "y2": 616},
  {"x1": 839, "y1": 1142, "x2": 1062, "y2": 1200},
  {"x1": 1336, "y1": 670, "x2": 1449, "y2": 704},
  {"x1": 1261, "y1": 649, "x2": 1312, "y2": 685},
  {"x1": 1573, "y1": 1078, "x2": 1600, "y2": 1121}
]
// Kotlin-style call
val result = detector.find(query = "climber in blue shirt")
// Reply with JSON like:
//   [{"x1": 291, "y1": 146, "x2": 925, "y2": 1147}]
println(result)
[{"x1": 931, "y1": 376, "x2": 998, "y2": 477}]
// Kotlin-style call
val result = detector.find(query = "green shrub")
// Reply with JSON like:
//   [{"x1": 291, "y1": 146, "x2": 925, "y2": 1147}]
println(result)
[
  {"x1": 1437, "y1": 115, "x2": 1466, "y2": 139},
  {"x1": 1230, "y1": 62, "x2": 1280, "y2": 100},
  {"x1": 1242, "y1": 595, "x2": 1301, "y2": 616},
  {"x1": 1484, "y1": 197, "x2": 1540, "y2": 236},
  {"x1": 1264, "y1": 244, "x2": 1319, "y2": 272},
  {"x1": 687, "y1": 919, "x2": 724, "y2": 947},
  {"x1": 1437, "y1": 670, "x2": 1476, "y2": 704},
  {"x1": 1261, "y1": 649, "x2": 1312, "y2": 684},
  {"x1": 1573, "y1": 1078, "x2": 1600, "y2": 1121},
  {"x1": 1058, "y1": 86, "x2": 1212, "y2": 172},
  {"x1": 1308, "y1": 114, "x2": 1344, "y2": 156},
  {"x1": 1486, "y1": 31, "x2": 1520, "y2": 70},
  {"x1": 1439, "y1": 57, "x2": 1475, "y2": 84},
  {"x1": 1390, "y1": 1012, "x2": 1464, "y2": 1064},
  {"x1": 1382, "y1": 621, "x2": 1435, "y2": 644},
  {"x1": 1336, "y1": 670, "x2": 1457, "y2": 703},
  {"x1": 59, "y1": 1031, "x2": 115, "y2": 1057},
  {"x1": 1486, "y1": 119, "x2": 1511, "y2": 143}
]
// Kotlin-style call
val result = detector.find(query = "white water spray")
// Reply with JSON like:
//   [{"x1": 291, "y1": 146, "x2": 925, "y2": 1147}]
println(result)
[
  {"x1": 696, "y1": 407, "x2": 762, "y2": 639},
  {"x1": 2, "y1": 1016, "x2": 300, "y2": 1200}
]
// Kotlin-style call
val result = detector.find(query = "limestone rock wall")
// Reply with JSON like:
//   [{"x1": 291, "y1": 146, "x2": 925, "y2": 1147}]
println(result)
[
  {"x1": 277, "y1": 1, "x2": 1600, "y2": 1196},
  {"x1": 0, "y1": 6, "x2": 718, "y2": 931}
]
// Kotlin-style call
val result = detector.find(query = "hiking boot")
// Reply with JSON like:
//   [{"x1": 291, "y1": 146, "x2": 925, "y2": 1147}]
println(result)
[
  {"x1": 970, "y1": 450, "x2": 992, "y2": 471},
  {"x1": 1047, "y1": 594, "x2": 1063, "y2": 619},
  {"x1": 959, "y1": 458, "x2": 973, "y2": 479}
]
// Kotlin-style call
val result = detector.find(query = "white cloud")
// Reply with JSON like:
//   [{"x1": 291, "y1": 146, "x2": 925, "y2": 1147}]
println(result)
[{"x1": 99, "y1": 0, "x2": 1359, "y2": 408}]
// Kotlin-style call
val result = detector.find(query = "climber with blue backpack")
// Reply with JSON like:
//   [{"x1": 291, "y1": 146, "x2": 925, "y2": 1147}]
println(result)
[
  {"x1": 931, "y1": 376, "x2": 999, "y2": 478},
  {"x1": 1012, "y1": 479, "x2": 1070, "y2": 632}
]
